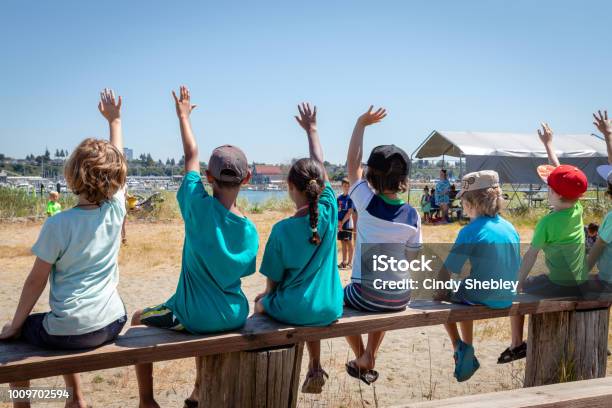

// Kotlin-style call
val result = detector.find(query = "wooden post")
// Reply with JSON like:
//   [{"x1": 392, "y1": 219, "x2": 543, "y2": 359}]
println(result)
[
  {"x1": 524, "y1": 308, "x2": 609, "y2": 387},
  {"x1": 199, "y1": 343, "x2": 304, "y2": 408}
]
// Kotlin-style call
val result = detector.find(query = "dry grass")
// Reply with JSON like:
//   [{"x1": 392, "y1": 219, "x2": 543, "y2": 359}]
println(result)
[{"x1": 0, "y1": 214, "x2": 610, "y2": 407}]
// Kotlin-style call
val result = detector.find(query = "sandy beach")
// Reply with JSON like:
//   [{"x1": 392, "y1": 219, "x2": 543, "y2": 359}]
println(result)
[{"x1": 1, "y1": 215, "x2": 610, "y2": 408}]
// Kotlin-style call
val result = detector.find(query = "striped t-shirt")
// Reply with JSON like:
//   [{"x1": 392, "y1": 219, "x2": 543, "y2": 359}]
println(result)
[{"x1": 349, "y1": 180, "x2": 422, "y2": 283}]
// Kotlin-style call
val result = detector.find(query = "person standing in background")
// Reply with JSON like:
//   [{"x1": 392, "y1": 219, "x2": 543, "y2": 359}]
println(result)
[{"x1": 436, "y1": 169, "x2": 451, "y2": 223}]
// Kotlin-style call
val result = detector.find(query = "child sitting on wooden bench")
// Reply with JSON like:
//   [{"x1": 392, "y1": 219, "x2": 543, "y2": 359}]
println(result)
[
  {"x1": 588, "y1": 110, "x2": 612, "y2": 288},
  {"x1": 498, "y1": 123, "x2": 589, "y2": 364},
  {"x1": 343, "y1": 106, "x2": 422, "y2": 386},
  {"x1": 441, "y1": 170, "x2": 521, "y2": 382},
  {"x1": 0, "y1": 89, "x2": 128, "y2": 408},
  {"x1": 131, "y1": 86, "x2": 259, "y2": 408},
  {"x1": 255, "y1": 103, "x2": 343, "y2": 394}
]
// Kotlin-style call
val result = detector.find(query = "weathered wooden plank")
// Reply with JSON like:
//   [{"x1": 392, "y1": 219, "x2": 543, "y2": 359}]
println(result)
[
  {"x1": 397, "y1": 376, "x2": 612, "y2": 407},
  {"x1": 1, "y1": 297, "x2": 610, "y2": 383}
]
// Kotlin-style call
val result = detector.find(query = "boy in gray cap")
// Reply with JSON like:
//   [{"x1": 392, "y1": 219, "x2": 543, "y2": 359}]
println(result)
[{"x1": 132, "y1": 86, "x2": 259, "y2": 408}]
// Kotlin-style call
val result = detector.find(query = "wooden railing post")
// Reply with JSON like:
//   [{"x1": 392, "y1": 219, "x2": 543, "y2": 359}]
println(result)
[
  {"x1": 199, "y1": 342, "x2": 304, "y2": 408},
  {"x1": 524, "y1": 307, "x2": 610, "y2": 387}
]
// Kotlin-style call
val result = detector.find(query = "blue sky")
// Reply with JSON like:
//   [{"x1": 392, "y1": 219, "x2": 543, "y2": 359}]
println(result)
[{"x1": 1, "y1": 0, "x2": 611, "y2": 164}]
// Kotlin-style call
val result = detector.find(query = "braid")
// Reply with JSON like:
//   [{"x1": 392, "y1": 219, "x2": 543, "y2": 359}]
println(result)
[
  {"x1": 287, "y1": 158, "x2": 325, "y2": 246},
  {"x1": 306, "y1": 179, "x2": 322, "y2": 245}
]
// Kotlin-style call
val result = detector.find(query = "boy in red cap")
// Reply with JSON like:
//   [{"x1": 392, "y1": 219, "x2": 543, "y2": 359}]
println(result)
[{"x1": 498, "y1": 123, "x2": 588, "y2": 364}]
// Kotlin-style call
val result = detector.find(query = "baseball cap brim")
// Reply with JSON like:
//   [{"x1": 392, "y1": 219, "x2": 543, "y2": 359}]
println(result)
[
  {"x1": 597, "y1": 165, "x2": 612, "y2": 183},
  {"x1": 537, "y1": 164, "x2": 555, "y2": 184}
]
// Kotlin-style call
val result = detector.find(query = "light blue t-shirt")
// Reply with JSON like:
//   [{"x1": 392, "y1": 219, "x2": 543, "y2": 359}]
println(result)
[
  {"x1": 444, "y1": 214, "x2": 521, "y2": 309},
  {"x1": 260, "y1": 182, "x2": 344, "y2": 326},
  {"x1": 597, "y1": 210, "x2": 612, "y2": 282},
  {"x1": 435, "y1": 179, "x2": 451, "y2": 205},
  {"x1": 32, "y1": 188, "x2": 127, "y2": 335},
  {"x1": 164, "y1": 171, "x2": 259, "y2": 334}
]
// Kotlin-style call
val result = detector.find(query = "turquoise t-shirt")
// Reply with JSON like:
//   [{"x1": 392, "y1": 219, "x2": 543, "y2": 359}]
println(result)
[
  {"x1": 32, "y1": 188, "x2": 127, "y2": 335},
  {"x1": 164, "y1": 171, "x2": 259, "y2": 334},
  {"x1": 444, "y1": 214, "x2": 521, "y2": 309},
  {"x1": 260, "y1": 182, "x2": 344, "y2": 326},
  {"x1": 597, "y1": 210, "x2": 612, "y2": 282}
]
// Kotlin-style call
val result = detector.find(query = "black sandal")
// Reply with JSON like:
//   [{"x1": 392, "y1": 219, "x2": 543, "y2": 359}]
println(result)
[
  {"x1": 345, "y1": 361, "x2": 379, "y2": 385},
  {"x1": 497, "y1": 342, "x2": 527, "y2": 364},
  {"x1": 183, "y1": 398, "x2": 198, "y2": 408}
]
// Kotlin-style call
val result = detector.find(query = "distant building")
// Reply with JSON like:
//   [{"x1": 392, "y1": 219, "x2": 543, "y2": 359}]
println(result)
[
  {"x1": 123, "y1": 148, "x2": 134, "y2": 161},
  {"x1": 251, "y1": 165, "x2": 286, "y2": 184},
  {"x1": 0, "y1": 171, "x2": 7, "y2": 184}
]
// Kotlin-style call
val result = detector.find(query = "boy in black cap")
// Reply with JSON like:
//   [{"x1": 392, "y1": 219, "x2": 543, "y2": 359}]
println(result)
[
  {"x1": 131, "y1": 86, "x2": 259, "y2": 408},
  {"x1": 343, "y1": 106, "x2": 422, "y2": 385}
]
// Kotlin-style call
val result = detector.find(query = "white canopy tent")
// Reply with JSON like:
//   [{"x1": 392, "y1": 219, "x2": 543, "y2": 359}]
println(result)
[{"x1": 412, "y1": 131, "x2": 608, "y2": 185}]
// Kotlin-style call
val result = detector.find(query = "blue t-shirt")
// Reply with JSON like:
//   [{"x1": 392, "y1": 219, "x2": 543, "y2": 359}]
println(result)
[
  {"x1": 260, "y1": 182, "x2": 344, "y2": 326},
  {"x1": 337, "y1": 193, "x2": 354, "y2": 230},
  {"x1": 164, "y1": 171, "x2": 259, "y2": 333},
  {"x1": 444, "y1": 214, "x2": 521, "y2": 309},
  {"x1": 435, "y1": 179, "x2": 451, "y2": 205},
  {"x1": 32, "y1": 188, "x2": 127, "y2": 335}
]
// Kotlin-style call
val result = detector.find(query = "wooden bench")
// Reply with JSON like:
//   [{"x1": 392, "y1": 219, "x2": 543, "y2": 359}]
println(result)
[
  {"x1": 398, "y1": 376, "x2": 612, "y2": 408},
  {"x1": 1, "y1": 295, "x2": 610, "y2": 407}
]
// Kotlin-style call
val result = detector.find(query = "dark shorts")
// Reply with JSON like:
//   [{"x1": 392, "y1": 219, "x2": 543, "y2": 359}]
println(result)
[
  {"x1": 21, "y1": 313, "x2": 126, "y2": 350},
  {"x1": 337, "y1": 228, "x2": 353, "y2": 241},
  {"x1": 344, "y1": 282, "x2": 410, "y2": 312},
  {"x1": 523, "y1": 274, "x2": 586, "y2": 297},
  {"x1": 140, "y1": 304, "x2": 185, "y2": 331}
]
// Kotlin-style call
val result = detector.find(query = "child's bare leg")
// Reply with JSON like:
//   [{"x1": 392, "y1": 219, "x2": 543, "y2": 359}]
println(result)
[
  {"x1": 444, "y1": 323, "x2": 461, "y2": 348},
  {"x1": 459, "y1": 321, "x2": 473, "y2": 345},
  {"x1": 345, "y1": 334, "x2": 365, "y2": 359},
  {"x1": 135, "y1": 363, "x2": 159, "y2": 408},
  {"x1": 306, "y1": 341, "x2": 321, "y2": 370},
  {"x1": 510, "y1": 315, "x2": 525, "y2": 348},
  {"x1": 131, "y1": 310, "x2": 160, "y2": 408},
  {"x1": 347, "y1": 241, "x2": 354, "y2": 265},
  {"x1": 354, "y1": 331, "x2": 385, "y2": 370},
  {"x1": 63, "y1": 374, "x2": 87, "y2": 408},
  {"x1": 10, "y1": 381, "x2": 30, "y2": 408},
  {"x1": 186, "y1": 357, "x2": 202, "y2": 403},
  {"x1": 341, "y1": 241, "x2": 348, "y2": 264}
]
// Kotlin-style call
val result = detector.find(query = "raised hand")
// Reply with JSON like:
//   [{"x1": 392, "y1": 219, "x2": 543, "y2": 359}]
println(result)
[
  {"x1": 357, "y1": 105, "x2": 387, "y2": 127},
  {"x1": 593, "y1": 110, "x2": 612, "y2": 138},
  {"x1": 98, "y1": 88, "x2": 122, "y2": 123},
  {"x1": 537, "y1": 122, "x2": 554, "y2": 145},
  {"x1": 172, "y1": 85, "x2": 197, "y2": 119},
  {"x1": 295, "y1": 102, "x2": 317, "y2": 133}
]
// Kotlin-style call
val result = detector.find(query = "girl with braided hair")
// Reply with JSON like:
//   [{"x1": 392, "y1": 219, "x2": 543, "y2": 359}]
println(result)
[{"x1": 255, "y1": 103, "x2": 343, "y2": 394}]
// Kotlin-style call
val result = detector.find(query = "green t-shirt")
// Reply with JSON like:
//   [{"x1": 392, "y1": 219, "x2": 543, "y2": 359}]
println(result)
[
  {"x1": 531, "y1": 202, "x2": 586, "y2": 286},
  {"x1": 46, "y1": 201, "x2": 61, "y2": 216},
  {"x1": 164, "y1": 171, "x2": 259, "y2": 333},
  {"x1": 260, "y1": 182, "x2": 344, "y2": 326}
]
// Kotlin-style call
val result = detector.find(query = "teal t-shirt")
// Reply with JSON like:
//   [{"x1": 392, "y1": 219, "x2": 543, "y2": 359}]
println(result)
[
  {"x1": 597, "y1": 210, "x2": 612, "y2": 282},
  {"x1": 444, "y1": 214, "x2": 521, "y2": 309},
  {"x1": 164, "y1": 171, "x2": 259, "y2": 334},
  {"x1": 260, "y1": 182, "x2": 344, "y2": 326},
  {"x1": 32, "y1": 188, "x2": 127, "y2": 335}
]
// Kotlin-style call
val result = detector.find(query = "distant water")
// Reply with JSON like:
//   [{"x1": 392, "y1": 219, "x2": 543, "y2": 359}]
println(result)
[
  {"x1": 237, "y1": 188, "x2": 426, "y2": 205},
  {"x1": 239, "y1": 190, "x2": 289, "y2": 204}
]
